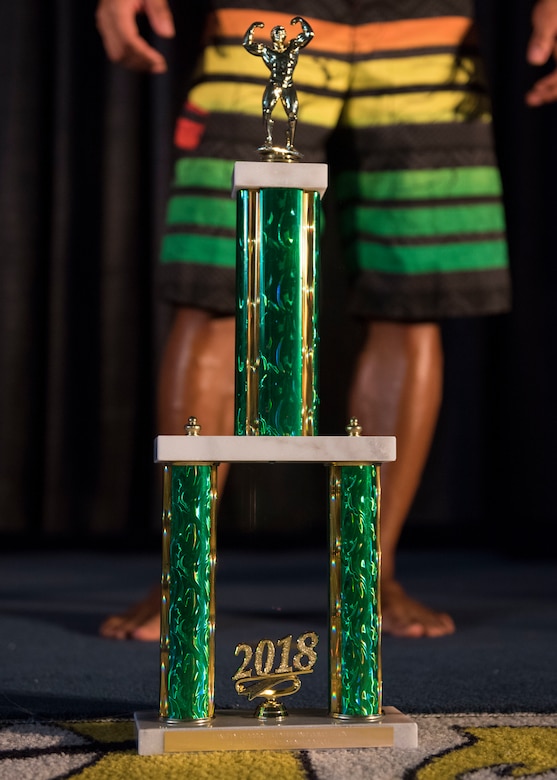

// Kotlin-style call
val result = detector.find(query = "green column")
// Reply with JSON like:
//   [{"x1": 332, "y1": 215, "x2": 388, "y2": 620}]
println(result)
[
  {"x1": 329, "y1": 464, "x2": 382, "y2": 719},
  {"x1": 235, "y1": 187, "x2": 320, "y2": 436},
  {"x1": 159, "y1": 463, "x2": 216, "y2": 721}
]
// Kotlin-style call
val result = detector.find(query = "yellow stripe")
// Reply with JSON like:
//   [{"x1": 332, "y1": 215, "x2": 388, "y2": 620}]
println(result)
[
  {"x1": 189, "y1": 81, "x2": 343, "y2": 126},
  {"x1": 189, "y1": 81, "x2": 492, "y2": 128},
  {"x1": 341, "y1": 90, "x2": 493, "y2": 127},
  {"x1": 197, "y1": 46, "x2": 484, "y2": 97},
  {"x1": 74, "y1": 749, "x2": 308, "y2": 778},
  {"x1": 350, "y1": 54, "x2": 482, "y2": 91},
  {"x1": 201, "y1": 45, "x2": 350, "y2": 92}
]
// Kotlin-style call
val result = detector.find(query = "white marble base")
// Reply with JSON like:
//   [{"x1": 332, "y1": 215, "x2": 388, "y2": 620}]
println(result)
[{"x1": 134, "y1": 706, "x2": 417, "y2": 754}]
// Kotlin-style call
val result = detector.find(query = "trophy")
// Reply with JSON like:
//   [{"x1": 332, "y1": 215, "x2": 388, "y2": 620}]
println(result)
[{"x1": 135, "y1": 19, "x2": 418, "y2": 754}]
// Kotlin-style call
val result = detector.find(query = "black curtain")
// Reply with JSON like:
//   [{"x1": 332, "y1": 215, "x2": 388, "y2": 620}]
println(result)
[{"x1": 1, "y1": 1, "x2": 556, "y2": 553}]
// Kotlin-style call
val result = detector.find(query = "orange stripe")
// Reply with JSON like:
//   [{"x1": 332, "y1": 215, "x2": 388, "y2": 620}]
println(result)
[
  {"x1": 205, "y1": 10, "x2": 475, "y2": 56},
  {"x1": 354, "y1": 17, "x2": 477, "y2": 54},
  {"x1": 206, "y1": 10, "x2": 352, "y2": 55}
]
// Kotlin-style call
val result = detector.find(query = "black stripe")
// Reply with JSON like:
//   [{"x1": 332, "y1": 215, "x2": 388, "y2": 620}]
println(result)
[
  {"x1": 350, "y1": 45, "x2": 480, "y2": 61},
  {"x1": 348, "y1": 82, "x2": 487, "y2": 98},
  {"x1": 178, "y1": 109, "x2": 208, "y2": 124},
  {"x1": 298, "y1": 749, "x2": 321, "y2": 779},
  {"x1": 158, "y1": 263, "x2": 237, "y2": 313},
  {"x1": 335, "y1": 122, "x2": 497, "y2": 151},
  {"x1": 197, "y1": 115, "x2": 498, "y2": 156},
  {"x1": 348, "y1": 267, "x2": 511, "y2": 320},
  {"x1": 168, "y1": 116, "x2": 500, "y2": 172},
  {"x1": 193, "y1": 73, "x2": 487, "y2": 99},
  {"x1": 327, "y1": 123, "x2": 500, "y2": 172},
  {"x1": 350, "y1": 230, "x2": 506, "y2": 247},
  {"x1": 211, "y1": 38, "x2": 480, "y2": 61},
  {"x1": 165, "y1": 224, "x2": 236, "y2": 238},
  {"x1": 340, "y1": 195, "x2": 503, "y2": 208},
  {"x1": 156, "y1": 249, "x2": 511, "y2": 320},
  {"x1": 170, "y1": 186, "x2": 233, "y2": 199},
  {"x1": 0, "y1": 739, "x2": 135, "y2": 759},
  {"x1": 209, "y1": 0, "x2": 475, "y2": 25}
]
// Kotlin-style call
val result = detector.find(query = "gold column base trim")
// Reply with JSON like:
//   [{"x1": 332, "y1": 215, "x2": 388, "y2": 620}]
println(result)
[{"x1": 135, "y1": 706, "x2": 417, "y2": 754}]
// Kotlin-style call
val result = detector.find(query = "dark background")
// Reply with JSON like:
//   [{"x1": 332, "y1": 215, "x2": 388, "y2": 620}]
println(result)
[{"x1": 1, "y1": 1, "x2": 556, "y2": 555}]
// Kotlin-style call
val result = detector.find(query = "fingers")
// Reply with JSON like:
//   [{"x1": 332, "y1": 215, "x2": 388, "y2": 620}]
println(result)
[
  {"x1": 95, "y1": 0, "x2": 174, "y2": 74},
  {"x1": 526, "y1": 69, "x2": 557, "y2": 105},
  {"x1": 526, "y1": 0, "x2": 557, "y2": 105},
  {"x1": 528, "y1": 0, "x2": 557, "y2": 64},
  {"x1": 145, "y1": 0, "x2": 175, "y2": 38}
]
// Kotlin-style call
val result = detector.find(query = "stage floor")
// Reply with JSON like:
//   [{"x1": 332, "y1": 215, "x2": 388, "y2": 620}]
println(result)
[{"x1": 0, "y1": 547, "x2": 556, "y2": 719}]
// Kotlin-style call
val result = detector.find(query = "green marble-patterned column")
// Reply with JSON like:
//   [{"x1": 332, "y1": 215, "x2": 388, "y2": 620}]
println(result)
[
  {"x1": 235, "y1": 186, "x2": 319, "y2": 436},
  {"x1": 159, "y1": 463, "x2": 216, "y2": 721},
  {"x1": 329, "y1": 464, "x2": 382, "y2": 719}
]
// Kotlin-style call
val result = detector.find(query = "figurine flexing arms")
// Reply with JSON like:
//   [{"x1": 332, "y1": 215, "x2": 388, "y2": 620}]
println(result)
[{"x1": 243, "y1": 17, "x2": 314, "y2": 153}]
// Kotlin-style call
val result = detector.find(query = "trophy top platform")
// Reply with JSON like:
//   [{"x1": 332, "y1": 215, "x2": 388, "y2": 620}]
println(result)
[
  {"x1": 232, "y1": 161, "x2": 328, "y2": 198},
  {"x1": 154, "y1": 435, "x2": 396, "y2": 464}
]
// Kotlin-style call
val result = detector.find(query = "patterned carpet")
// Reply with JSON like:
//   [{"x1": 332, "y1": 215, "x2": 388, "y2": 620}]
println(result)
[{"x1": 2, "y1": 713, "x2": 557, "y2": 779}]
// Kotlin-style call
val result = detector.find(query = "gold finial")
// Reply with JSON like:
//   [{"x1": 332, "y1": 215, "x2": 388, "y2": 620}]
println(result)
[
  {"x1": 346, "y1": 417, "x2": 362, "y2": 436},
  {"x1": 185, "y1": 416, "x2": 201, "y2": 435}
]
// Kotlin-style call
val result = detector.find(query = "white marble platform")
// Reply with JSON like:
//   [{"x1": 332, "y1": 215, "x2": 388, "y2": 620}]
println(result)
[
  {"x1": 154, "y1": 435, "x2": 396, "y2": 464},
  {"x1": 232, "y1": 161, "x2": 328, "y2": 197}
]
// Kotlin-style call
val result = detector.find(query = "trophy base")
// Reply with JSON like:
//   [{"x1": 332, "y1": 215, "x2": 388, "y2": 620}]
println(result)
[
  {"x1": 257, "y1": 145, "x2": 303, "y2": 162},
  {"x1": 134, "y1": 706, "x2": 417, "y2": 754}
]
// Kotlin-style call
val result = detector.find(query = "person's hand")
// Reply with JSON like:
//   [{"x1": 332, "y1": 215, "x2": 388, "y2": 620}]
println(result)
[
  {"x1": 96, "y1": 0, "x2": 175, "y2": 74},
  {"x1": 526, "y1": 0, "x2": 557, "y2": 105}
]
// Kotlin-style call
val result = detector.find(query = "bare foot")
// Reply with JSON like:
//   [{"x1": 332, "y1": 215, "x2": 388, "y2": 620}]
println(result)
[
  {"x1": 100, "y1": 579, "x2": 454, "y2": 641},
  {"x1": 381, "y1": 579, "x2": 455, "y2": 638},
  {"x1": 99, "y1": 586, "x2": 160, "y2": 641}
]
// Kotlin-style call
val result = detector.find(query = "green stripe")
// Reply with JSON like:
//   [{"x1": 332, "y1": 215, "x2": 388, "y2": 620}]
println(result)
[
  {"x1": 345, "y1": 203, "x2": 505, "y2": 238},
  {"x1": 354, "y1": 239, "x2": 508, "y2": 274},
  {"x1": 173, "y1": 158, "x2": 235, "y2": 190},
  {"x1": 336, "y1": 167, "x2": 503, "y2": 201},
  {"x1": 167, "y1": 196, "x2": 236, "y2": 228},
  {"x1": 161, "y1": 234, "x2": 236, "y2": 267}
]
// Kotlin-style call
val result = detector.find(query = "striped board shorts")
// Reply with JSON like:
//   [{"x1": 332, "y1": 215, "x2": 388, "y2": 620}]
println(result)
[{"x1": 159, "y1": 0, "x2": 511, "y2": 320}]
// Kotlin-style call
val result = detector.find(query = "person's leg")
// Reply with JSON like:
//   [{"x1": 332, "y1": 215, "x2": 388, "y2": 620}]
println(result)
[
  {"x1": 156, "y1": 308, "x2": 236, "y2": 438},
  {"x1": 349, "y1": 319, "x2": 455, "y2": 638},
  {"x1": 99, "y1": 307, "x2": 235, "y2": 640}
]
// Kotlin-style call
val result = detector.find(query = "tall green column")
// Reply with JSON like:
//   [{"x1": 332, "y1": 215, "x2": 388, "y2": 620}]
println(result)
[{"x1": 235, "y1": 184, "x2": 320, "y2": 436}]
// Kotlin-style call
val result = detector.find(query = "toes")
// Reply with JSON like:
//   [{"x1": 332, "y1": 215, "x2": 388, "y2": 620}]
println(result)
[
  {"x1": 132, "y1": 616, "x2": 160, "y2": 642},
  {"x1": 392, "y1": 621, "x2": 426, "y2": 639},
  {"x1": 419, "y1": 612, "x2": 455, "y2": 638},
  {"x1": 381, "y1": 582, "x2": 455, "y2": 639},
  {"x1": 424, "y1": 613, "x2": 455, "y2": 638},
  {"x1": 99, "y1": 616, "x2": 126, "y2": 639}
]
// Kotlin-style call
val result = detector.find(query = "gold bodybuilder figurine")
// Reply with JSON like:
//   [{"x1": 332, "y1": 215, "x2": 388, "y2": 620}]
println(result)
[{"x1": 243, "y1": 17, "x2": 314, "y2": 155}]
